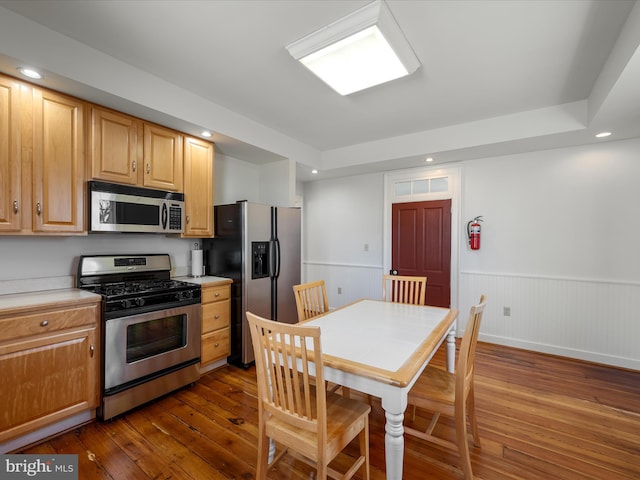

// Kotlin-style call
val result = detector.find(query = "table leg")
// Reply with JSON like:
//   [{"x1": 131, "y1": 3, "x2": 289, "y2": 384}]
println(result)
[
  {"x1": 383, "y1": 405, "x2": 405, "y2": 479},
  {"x1": 446, "y1": 325, "x2": 456, "y2": 373}
]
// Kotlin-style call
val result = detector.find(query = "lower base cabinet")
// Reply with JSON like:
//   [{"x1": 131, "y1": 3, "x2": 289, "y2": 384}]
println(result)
[
  {"x1": 201, "y1": 281, "x2": 232, "y2": 367},
  {"x1": 0, "y1": 297, "x2": 100, "y2": 444}
]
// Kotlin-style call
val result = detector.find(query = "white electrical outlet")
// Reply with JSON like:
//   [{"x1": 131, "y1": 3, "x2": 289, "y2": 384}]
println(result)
[
  {"x1": 364, "y1": 243, "x2": 369, "y2": 252},
  {"x1": 503, "y1": 306, "x2": 511, "y2": 316},
  {"x1": 338, "y1": 287, "x2": 342, "y2": 294}
]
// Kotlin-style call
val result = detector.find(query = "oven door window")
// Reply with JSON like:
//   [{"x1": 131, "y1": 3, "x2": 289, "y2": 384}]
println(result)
[{"x1": 126, "y1": 314, "x2": 186, "y2": 363}]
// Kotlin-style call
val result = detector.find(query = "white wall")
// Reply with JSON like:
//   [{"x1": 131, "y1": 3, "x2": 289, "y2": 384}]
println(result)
[
  {"x1": 0, "y1": 235, "x2": 194, "y2": 283},
  {"x1": 302, "y1": 137, "x2": 640, "y2": 370},
  {"x1": 303, "y1": 173, "x2": 385, "y2": 306},
  {"x1": 214, "y1": 153, "x2": 296, "y2": 207}
]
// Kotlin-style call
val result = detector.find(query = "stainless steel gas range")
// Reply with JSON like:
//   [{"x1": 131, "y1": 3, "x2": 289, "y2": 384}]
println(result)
[{"x1": 76, "y1": 254, "x2": 201, "y2": 420}]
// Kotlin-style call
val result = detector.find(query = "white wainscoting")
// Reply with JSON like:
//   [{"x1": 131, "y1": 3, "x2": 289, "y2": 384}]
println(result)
[
  {"x1": 303, "y1": 262, "x2": 384, "y2": 310},
  {"x1": 461, "y1": 272, "x2": 640, "y2": 370}
]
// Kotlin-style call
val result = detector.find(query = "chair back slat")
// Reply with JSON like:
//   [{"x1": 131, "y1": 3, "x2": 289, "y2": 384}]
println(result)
[
  {"x1": 293, "y1": 280, "x2": 330, "y2": 321},
  {"x1": 382, "y1": 275, "x2": 427, "y2": 305}
]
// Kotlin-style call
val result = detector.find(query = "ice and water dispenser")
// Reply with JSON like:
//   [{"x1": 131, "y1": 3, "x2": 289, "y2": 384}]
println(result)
[{"x1": 252, "y1": 241, "x2": 269, "y2": 279}]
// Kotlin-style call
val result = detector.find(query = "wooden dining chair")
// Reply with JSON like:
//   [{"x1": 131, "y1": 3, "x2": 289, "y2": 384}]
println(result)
[
  {"x1": 293, "y1": 280, "x2": 330, "y2": 322},
  {"x1": 404, "y1": 295, "x2": 487, "y2": 480},
  {"x1": 246, "y1": 311, "x2": 371, "y2": 480},
  {"x1": 382, "y1": 274, "x2": 427, "y2": 305},
  {"x1": 293, "y1": 280, "x2": 349, "y2": 397}
]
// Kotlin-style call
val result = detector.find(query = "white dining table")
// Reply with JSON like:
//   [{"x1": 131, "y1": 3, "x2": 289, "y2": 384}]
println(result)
[{"x1": 303, "y1": 299, "x2": 458, "y2": 480}]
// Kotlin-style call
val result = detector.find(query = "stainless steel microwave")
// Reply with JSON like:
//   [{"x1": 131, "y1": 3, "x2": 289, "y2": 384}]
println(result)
[{"x1": 89, "y1": 181, "x2": 185, "y2": 233}]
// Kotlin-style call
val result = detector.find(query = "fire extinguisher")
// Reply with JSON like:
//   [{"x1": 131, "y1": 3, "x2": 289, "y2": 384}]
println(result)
[{"x1": 467, "y1": 216, "x2": 483, "y2": 250}]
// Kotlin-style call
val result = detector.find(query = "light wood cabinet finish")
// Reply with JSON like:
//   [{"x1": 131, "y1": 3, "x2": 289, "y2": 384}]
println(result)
[
  {"x1": 0, "y1": 75, "x2": 20, "y2": 231},
  {"x1": 201, "y1": 283, "x2": 231, "y2": 366},
  {"x1": 32, "y1": 87, "x2": 85, "y2": 233},
  {"x1": 0, "y1": 73, "x2": 85, "y2": 234},
  {"x1": 90, "y1": 106, "x2": 140, "y2": 185},
  {"x1": 90, "y1": 107, "x2": 184, "y2": 192},
  {"x1": 143, "y1": 123, "x2": 183, "y2": 192},
  {"x1": 0, "y1": 298, "x2": 100, "y2": 443},
  {"x1": 183, "y1": 136, "x2": 214, "y2": 237}
]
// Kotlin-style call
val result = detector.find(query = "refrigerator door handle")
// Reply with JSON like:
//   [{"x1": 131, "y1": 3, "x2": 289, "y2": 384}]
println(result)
[{"x1": 271, "y1": 238, "x2": 281, "y2": 279}]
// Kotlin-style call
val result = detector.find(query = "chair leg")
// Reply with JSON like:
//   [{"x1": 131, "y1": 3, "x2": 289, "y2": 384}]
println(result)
[
  {"x1": 256, "y1": 424, "x2": 270, "y2": 479},
  {"x1": 468, "y1": 388, "x2": 481, "y2": 447},
  {"x1": 360, "y1": 421, "x2": 370, "y2": 480},
  {"x1": 455, "y1": 405, "x2": 474, "y2": 480}
]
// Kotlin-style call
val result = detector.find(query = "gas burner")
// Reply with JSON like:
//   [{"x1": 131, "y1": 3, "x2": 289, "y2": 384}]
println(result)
[{"x1": 77, "y1": 254, "x2": 201, "y2": 319}]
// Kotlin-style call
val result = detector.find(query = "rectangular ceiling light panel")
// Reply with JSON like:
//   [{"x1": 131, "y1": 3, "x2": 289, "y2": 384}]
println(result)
[{"x1": 286, "y1": 0, "x2": 420, "y2": 95}]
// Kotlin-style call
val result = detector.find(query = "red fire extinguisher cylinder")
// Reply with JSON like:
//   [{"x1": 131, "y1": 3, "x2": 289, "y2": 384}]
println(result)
[{"x1": 467, "y1": 216, "x2": 483, "y2": 250}]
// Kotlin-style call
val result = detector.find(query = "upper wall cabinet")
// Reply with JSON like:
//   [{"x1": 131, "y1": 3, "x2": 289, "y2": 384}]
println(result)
[
  {"x1": 183, "y1": 136, "x2": 214, "y2": 238},
  {"x1": 0, "y1": 74, "x2": 85, "y2": 235},
  {"x1": 0, "y1": 76, "x2": 20, "y2": 232},
  {"x1": 32, "y1": 88, "x2": 85, "y2": 233},
  {"x1": 90, "y1": 106, "x2": 183, "y2": 192}
]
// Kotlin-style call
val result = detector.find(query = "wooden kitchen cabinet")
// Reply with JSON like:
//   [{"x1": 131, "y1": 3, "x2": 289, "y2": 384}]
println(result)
[
  {"x1": 200, "y1": 282, "x2": 231, "y2": 368},
  {"x1": 0, "y1": 295, "x2": 100, "y2": 443},
  {"x1": 0, "y1": 75, "x2": 20, "y2": 232},
  {"x1": 0, "y1": 74, "x2": 86, "y2": 235},
  {"x1": 31, "y1": 87, "x2": 85, "y2": 233},
  {"x1": 89, "y1": 106, "x2": 140, "y2": 185},
  {"x1": 183, "y1": 136, "x2": 214, "y2": 237},
  {"x1": 89, "y1": 106, "x2": 184, "y2": 192}
]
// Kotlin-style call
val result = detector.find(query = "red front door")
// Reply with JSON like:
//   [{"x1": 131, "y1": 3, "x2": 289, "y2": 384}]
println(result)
[{"x1": 391, "y1": 200, "x2": 452, "y2": 307}]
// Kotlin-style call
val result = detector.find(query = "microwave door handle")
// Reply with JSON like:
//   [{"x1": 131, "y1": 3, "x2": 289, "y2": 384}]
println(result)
[{"x1": 161, "y1": 203, "x2": 168, "y2": 230}]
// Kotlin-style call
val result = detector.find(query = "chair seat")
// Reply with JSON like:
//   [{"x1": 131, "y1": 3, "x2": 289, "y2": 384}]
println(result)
[
  {"x1": 408, "y1": 365, "x2": 455, "y2": 411},
  {"x1": 266, "y1": 390, "x2": 371, "y2": 462}
]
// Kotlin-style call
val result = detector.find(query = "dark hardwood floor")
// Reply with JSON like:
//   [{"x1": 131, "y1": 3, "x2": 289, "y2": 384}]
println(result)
[{"x1": 22, "y1": 342, "x2": 640, "y2": 479}]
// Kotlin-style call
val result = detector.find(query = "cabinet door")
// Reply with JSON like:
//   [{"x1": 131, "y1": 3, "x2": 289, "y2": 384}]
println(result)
[
  {"x1": 143, "y1": 123, "x2": 183, "y2": 192},
  {"x1": 90, "y1": 106, "x2": 141, "y2": 185},
  {"x1": 0, "y1": 75, "x2": 21, "y2": 231},
  {"x1": 32, "y1": 88, "x2": 85, "y2": 233},
  {"x1": 0, "y1": 326, "x2": 99, "y2": 442},
  {"x1": 183, "y1": 136, "x2": 214, "y2": 237}
]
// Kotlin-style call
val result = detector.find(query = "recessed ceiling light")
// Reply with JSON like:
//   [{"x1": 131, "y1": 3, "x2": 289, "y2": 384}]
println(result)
[
  {"x1": 311, "y1": 169, "x2": 318, "y2": 174},
  {"x1": 17, "y1": 66, "x2": 43, "y2": 79},
  {"x1": 286, "y1": 0, "x2": 420, "y2": 95},
  {"x1": 595, "y1": 131, "x2": 612, "y2": 138},
  {"x1": 425, "y1": 157, "x2": 433, "y2": 162},
  {"x1": 201, "y1": 131, "x2": 212, "y2": 138}
]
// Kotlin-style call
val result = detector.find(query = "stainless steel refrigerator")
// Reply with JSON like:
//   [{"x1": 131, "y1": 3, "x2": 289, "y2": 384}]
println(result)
[{"x1": 203, "y1": 201, "x2": 301, "y2": 367}]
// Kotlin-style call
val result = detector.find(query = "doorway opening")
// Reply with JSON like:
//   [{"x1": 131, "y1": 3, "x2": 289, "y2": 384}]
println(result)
[{"x1": 383, "y1": 165, "x2": 461, "y2": 312}]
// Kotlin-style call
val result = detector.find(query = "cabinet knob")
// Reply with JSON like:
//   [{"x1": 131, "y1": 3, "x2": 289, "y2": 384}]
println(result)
[
  {"x1": 186, "y1": 215, "x2": 190, "y2": 224},
  {"x1": 13, "y1": 200, "x2": 18, "y2": 214},
  {"x1": 36, "y1": 202, "x2": 42, "y2": 215},
  {"x1": 214, "y1": 314, "x2": 220, "y2": 319},
  {"x1": 40, "y1": 320, "x2": 49, "y2": 327},
  {"x1": 214, "y1": 292, "x2": 220, "y2": 297},
  {"x1": 146, "y1": 163, "x2": 151, "y2": 174},
  {"x1": 214, "y1": 343, "x2": 219, "y2": 348},
  {"x1": 90, "y1": 344, "x2": 95, "y2": 357},
  {"x1": 132, "y1": 160, "x2": 137, "y2": 172}
]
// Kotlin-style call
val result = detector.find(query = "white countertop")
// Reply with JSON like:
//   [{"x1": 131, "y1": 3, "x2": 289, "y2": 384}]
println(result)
[
  {"x1": 174, "y1": 275, "x2": 233, "y2": 286},
  {"x1": 0, "y1": 288, "x2": 102, "y2": 315}
]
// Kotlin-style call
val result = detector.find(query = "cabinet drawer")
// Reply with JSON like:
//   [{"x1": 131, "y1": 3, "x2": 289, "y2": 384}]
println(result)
[
  {"x1": 202, "y1": 300, "x2": 230, "y2": 333},
  {"x1": 0, "y1": 305, "x2": 98, "y2": 342},
  {"x1": 202, "y1": 285, "x2": 230, "y2": 303},
  {"x1": 201, "y1": 328, "x2": 230, "y2": 365}
]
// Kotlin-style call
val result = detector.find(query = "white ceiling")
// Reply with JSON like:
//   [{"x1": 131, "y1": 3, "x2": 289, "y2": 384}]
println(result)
[{"x1": 0, "y1": 0, "x2": 639, "y2": 182}]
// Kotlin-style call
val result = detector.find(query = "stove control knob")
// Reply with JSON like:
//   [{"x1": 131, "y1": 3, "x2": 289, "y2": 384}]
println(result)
[
  {"x1": 135, "y1": 297, "x2": 145, "y2": 307},
  {"x1": 184, "y1": 290, "x2": 193, "y2": 299},
  {"x1": 120, "y1": 299, "x2": 132, "y2": 309},
  {"x1": 175, "y1": 292, "x2": 183, "y2": 301}
]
